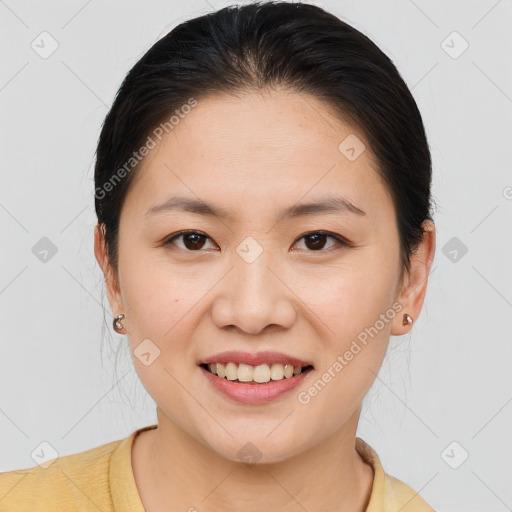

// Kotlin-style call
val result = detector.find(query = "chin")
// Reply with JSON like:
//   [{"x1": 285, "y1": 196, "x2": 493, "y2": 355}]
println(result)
[{"x1": 200, "y1": 429, "x2": 314, "y2": 466}]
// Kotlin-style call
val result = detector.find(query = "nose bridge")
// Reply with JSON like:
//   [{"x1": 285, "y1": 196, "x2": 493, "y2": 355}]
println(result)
[
  {"x1": 218, "y1": 235, "x2": 294, "y2": 333},
  {"x1": 233, "y1": 237, "x2": 279, "y2": 304}
]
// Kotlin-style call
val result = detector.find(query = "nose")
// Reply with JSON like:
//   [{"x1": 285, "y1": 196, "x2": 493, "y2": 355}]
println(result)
[{"x1": 211, "y1": 250, "x2": 296, "y2": 335}]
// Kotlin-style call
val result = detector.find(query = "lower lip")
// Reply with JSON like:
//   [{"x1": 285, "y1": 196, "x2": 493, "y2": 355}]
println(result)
[{"x1": 200, "y1": 366, "x2": 313, "y2": 404}]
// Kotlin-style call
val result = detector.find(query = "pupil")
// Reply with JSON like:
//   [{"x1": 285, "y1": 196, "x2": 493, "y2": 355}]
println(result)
[
  {"x1": 185, "y1": 233, "x2": 206, "y2": 250},
  {"x1": 306, "y1": 233, "x2": 326, "y2": 250}
]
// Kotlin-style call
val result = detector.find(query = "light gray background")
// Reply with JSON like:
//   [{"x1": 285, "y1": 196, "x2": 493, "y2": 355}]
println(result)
[{"x1": 1, "y1": 1, "x2": 511, "y2": 510}]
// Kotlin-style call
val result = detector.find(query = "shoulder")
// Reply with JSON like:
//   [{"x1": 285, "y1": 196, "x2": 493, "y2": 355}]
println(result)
[
  {"x1": 382, "y1": 472, "x2": 436, "y2": 511},
  {"x1": 0, "y1": 436, "x2": 123, "y2": 512},
  {"x1": 356, "y1": 437, "x2": 436, "y2": 512}
]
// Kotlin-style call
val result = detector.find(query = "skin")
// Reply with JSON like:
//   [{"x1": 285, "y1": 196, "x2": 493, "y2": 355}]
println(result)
[{"x1": 94, "y1": 87, "x2": 436, "y2": 512}]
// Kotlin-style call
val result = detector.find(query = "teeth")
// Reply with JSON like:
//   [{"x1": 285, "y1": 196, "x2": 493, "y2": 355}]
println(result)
[
  {"x1": 270, "y1": 364, "x2": 284, "y2": 380},
  {"x1": 238, "y1": 363, "x2": 253, "y2": 382},
  {"x1": 216, "y1": 363, "x2": 225, "y2": 378},
  {"x1": 226, "y1": 362, "x2": 238, "y2": 381},
  {"x1": 253, "y1": 364, "x2": 270, "y2": 383},
  {"x1": 205, "y1": 362, "x2": 307, "y2": 382}
]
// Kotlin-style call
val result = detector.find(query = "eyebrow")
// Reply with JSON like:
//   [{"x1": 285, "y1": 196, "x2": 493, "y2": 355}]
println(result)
[{"x1": 144, "y1": 195, "x2": 366, "y2": 222}]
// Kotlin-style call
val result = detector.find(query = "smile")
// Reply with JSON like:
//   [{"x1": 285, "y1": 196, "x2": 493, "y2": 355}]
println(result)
[{"x1": 201, "y1": 362, "x2": 314, "y2": 384}]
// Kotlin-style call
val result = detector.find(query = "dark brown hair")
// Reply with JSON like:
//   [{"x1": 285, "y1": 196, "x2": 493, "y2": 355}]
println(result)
[{"x1": 94, "y1": 1, "x2": 434, "y2": 286}]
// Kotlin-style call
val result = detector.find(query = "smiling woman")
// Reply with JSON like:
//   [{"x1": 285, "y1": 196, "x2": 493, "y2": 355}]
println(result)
[{"x1": 0, "y1": 1, "x2": 436, "y2": 511}]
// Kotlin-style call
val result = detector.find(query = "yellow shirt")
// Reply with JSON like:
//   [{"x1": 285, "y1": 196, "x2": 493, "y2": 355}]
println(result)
[{"x1": 0, "y1": 424, "x2": 435, "y2": 511}]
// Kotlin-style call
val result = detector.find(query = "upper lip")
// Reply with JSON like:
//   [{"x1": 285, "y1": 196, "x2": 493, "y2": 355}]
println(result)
[{"x1": 199, "y1": 351, "x2": 314, "y2": 368}]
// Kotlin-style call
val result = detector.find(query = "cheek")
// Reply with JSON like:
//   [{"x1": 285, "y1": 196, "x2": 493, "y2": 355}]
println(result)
[
  {"x1": 295, "y1": 256, "x2": 397, "y2": 342},
  {"x1": 295, "y1": 253, "x2": 398, "y2": 416},
  {"x1": 123, "y1": 270, "x2": 179, "y2": 338},
  {"x1": 118, "y1": 242, "x2": 195, "y2": 338},
  {"x1": 318, "y1": 279, "x2": 393, "y2": 382},
  {"x1": 297, "y1": 276, "x2": 394, "y2": 434},
  {"x1": 119, "y1": 263, "x2": 199, "y2": 419},
  {"x1": 118, "y1": 273, "x2": 200, "y2": 408}
]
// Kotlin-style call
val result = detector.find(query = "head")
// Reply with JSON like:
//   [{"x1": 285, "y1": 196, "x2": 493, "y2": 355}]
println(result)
[{"x1": 94, "y1": 1, "x2": 435, "y2": 463}]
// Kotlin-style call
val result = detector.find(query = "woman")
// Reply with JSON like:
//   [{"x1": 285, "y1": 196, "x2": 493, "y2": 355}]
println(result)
[{"x1": 0, "y1": 2, "x2": 436, "y2": 510}]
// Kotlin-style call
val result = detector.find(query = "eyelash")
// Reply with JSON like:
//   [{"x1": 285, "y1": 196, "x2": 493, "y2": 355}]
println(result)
[{"x1": 162, "y1": 230, "x2": 350, "y2": 253}]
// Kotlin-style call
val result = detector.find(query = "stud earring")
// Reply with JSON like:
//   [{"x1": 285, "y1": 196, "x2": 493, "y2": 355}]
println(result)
[
  {"x1": 402, "y1": 313, "x2": 413, "y2": 326},
  {"x1": 113, "y1": 314, "x2": 125, "y2": 333}
]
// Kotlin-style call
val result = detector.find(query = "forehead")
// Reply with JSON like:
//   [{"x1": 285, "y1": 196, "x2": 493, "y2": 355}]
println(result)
[{"x1": 124, "y1": 89, "x2": 393, "y2": 223}]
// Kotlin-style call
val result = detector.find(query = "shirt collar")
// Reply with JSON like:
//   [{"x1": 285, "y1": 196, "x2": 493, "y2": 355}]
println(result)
[
  {"x1": 355, "y1": 436, "x2": 386, "y2": 511},
  {"x1": 109, "y1": 424, "x2": 158, "y2": 512},
  {"x1": 109, "y1": 426, "x2": 386, "y2": 511}
]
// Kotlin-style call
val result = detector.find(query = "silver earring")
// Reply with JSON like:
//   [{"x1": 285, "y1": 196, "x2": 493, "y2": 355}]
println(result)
[{"x1": 113, "y1": 314, "x2": 125, "y2": 333}]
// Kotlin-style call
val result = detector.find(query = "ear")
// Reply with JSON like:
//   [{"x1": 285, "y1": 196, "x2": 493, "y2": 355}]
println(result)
[
  {"x1": 94, "y1": 223, "x2": 124, "y2": 316},
  {"x1": 391, "y1": 219, "x2": 436, "y2": 336}
]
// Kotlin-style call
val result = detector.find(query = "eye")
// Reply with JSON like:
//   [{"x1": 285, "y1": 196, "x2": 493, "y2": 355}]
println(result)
[
  {"x1": 163, "y1": 230, "x2": 348, "y2": 252},
  {"x1": 292, "y1": 231, "x2": 347, "y2": 252},
  {"x1": 164, "y1": 230, "x2": 217, "y2": 251}
]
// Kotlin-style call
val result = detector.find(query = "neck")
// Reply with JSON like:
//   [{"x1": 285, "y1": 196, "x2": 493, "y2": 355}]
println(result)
[{"x1": 132, "y1": 407, "x2": 374, "y2": 512}]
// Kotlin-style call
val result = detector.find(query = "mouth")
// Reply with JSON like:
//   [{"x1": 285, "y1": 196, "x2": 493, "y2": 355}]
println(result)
[
  {"x1": 198, "y1": 352, "x2": 315, "y2": 403},
  {"x1": 199, "y1": 362, "x2": 315, "y2": 384}
]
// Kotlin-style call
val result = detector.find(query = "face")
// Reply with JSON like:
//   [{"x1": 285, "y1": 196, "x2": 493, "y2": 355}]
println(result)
[{"x1": 96, "y1": 88, "x2": 434, "y2": 464}]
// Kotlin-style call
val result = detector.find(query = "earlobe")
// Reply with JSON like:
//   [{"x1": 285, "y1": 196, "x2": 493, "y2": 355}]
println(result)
[{"x1": 391, "y1": 219, "x2": 436, "y2": 336}]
